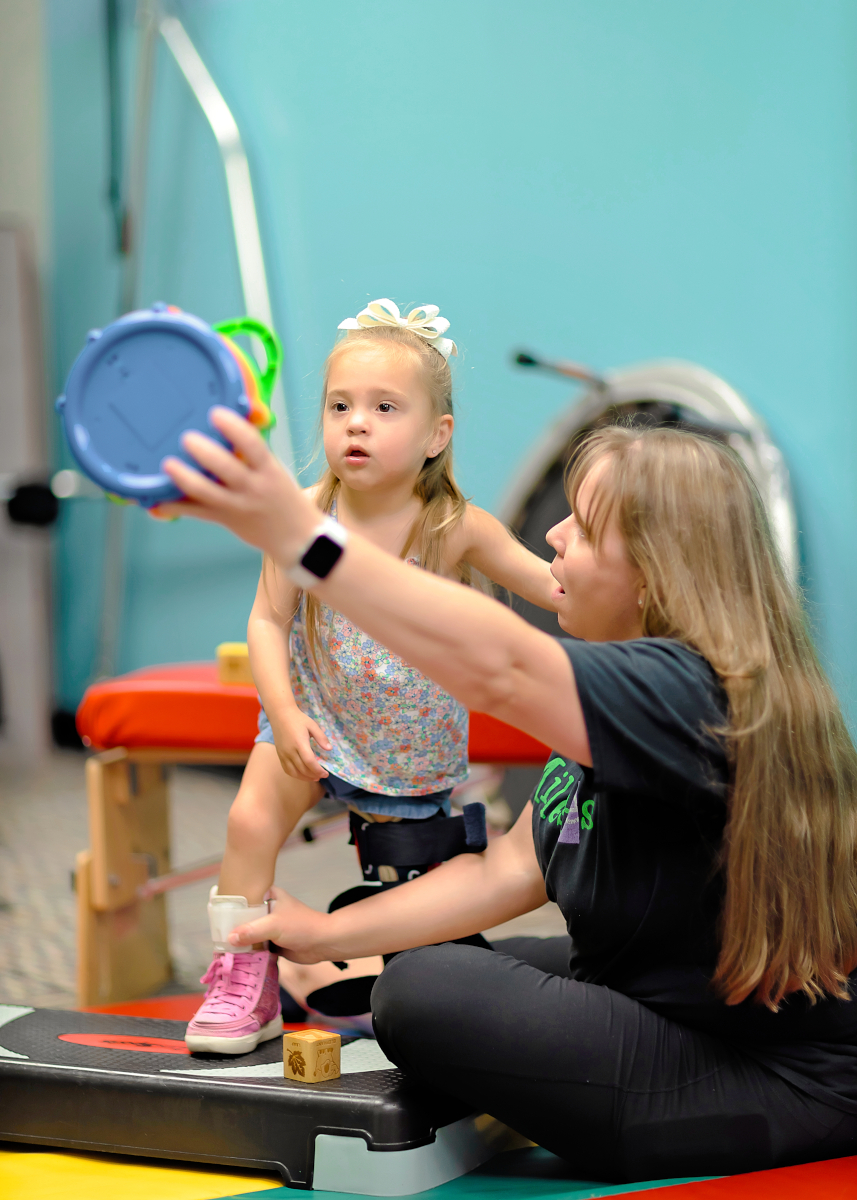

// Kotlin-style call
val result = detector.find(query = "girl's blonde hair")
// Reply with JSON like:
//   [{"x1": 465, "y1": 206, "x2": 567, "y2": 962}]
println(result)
[
  {"x1": 305, "y1": 323, "x2": 470, "y2": 671},
  {"x1": 567, "y1": 425, "x2": 857, "y2": 1011}
]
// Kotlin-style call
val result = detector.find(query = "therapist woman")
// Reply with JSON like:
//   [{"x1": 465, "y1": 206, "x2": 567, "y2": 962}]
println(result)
[{"x1": 163, "y1": 414, "x2": 857, "y2": 1183}]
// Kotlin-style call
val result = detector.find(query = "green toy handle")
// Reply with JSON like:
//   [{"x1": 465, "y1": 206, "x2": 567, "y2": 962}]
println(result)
[{"x1": 213, "y1": 317, "x2": 283, "y2": 404}]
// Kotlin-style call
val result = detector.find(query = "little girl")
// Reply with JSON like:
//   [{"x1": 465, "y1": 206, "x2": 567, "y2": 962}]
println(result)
[{"x1": 184, "y1": 299, "x2": 558, "y2": 1053}]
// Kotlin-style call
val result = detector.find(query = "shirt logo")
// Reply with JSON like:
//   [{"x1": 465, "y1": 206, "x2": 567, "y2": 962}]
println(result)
[{"x1": 533, "y1": 755, "x2": 585, "y2": 844}]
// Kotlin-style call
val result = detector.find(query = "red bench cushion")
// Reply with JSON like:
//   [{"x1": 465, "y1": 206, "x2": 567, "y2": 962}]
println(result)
[{"x1": 76, "y1": 663, "x2": 550, "y2": 765}]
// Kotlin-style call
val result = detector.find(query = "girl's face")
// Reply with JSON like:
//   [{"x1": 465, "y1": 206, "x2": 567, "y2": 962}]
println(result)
[
  {"x1": 323, "y1": 345, "x2": 452, "y2": 492},
  {"x1": 546, "y1": 458, "x2": 645, "y2": 642}
]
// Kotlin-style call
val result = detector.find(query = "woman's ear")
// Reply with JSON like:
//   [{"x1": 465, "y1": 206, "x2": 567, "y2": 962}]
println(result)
[{"x1": 426, "y1": 414, "x2": 454, "y2": 458}]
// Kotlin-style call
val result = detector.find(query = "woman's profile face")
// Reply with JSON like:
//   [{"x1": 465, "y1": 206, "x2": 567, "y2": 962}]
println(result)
[{"x1": 546, "y1": 458, "x2": 645, "y2": 642}]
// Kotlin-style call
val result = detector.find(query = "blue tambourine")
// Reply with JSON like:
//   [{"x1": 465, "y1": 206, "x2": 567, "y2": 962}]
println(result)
[{"x1": 56, "y1": 303, "x2": 279, "y2": 508}]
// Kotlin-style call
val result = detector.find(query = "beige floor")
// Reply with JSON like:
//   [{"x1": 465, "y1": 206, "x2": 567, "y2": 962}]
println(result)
[{"x1": 0, "y1": 751, "x2": 566, "y2": 1009}]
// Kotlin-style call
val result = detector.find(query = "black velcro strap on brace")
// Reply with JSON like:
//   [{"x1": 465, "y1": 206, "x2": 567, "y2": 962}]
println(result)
[{"x1": 350, "y1": 803, "x2": 487, "y2": 884}]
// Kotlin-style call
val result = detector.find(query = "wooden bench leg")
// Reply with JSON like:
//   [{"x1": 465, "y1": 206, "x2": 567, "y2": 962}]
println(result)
[
  {"x1": 76, "y1": 750, "x2": 173, "y2": 1007},
  {"x1": 75, "y1": 850, "x2": 173, "y2": 1007}
]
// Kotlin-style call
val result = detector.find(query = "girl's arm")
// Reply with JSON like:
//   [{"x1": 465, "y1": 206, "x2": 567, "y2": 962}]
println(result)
[
  {"x1": 456, "y1": 504, "x2": 559, "y2": 611},
  {"x1": 248, "y1": 551, "x2": 332, "y2": 782},
  {"x1": 230, "y1": 801, "x2": 548, "y2": 958},
  {"x1": 160, "y1": 411, "x2": 591, "y2": 766}
]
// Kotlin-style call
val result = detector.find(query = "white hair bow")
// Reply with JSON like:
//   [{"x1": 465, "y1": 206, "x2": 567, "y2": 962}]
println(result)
[{"x1": 338, "y1": 299, "x2": 457, "y2": 360}]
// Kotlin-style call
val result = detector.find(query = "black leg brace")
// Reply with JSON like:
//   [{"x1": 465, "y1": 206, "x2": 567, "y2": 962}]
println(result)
[{"x1": 347, "y1": 802, "x2": 488, "y2": 885}]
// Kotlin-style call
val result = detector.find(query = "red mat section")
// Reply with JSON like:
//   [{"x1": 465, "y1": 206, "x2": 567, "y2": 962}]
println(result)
[
  {"x1": 76, "y1": 662, "x2": 550, "y2": 764},
  {"x1": 83, "y1": 993, "x2": 208, "y2": 1020},
  {"x1": 640, "y1": 1155, "x2": 857, "y2": 1198}
]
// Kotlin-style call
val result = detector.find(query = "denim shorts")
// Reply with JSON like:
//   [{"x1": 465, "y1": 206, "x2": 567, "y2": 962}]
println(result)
[{"x1": 255, "y1": 705, "x2": 452, "y2": 820}]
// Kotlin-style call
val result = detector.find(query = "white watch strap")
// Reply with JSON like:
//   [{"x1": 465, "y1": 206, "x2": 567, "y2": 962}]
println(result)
[{"x1": 287, "y1": 515, "x2": 348, "y2": 590}]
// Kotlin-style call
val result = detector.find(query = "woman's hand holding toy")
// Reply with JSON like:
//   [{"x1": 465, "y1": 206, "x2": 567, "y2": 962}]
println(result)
[{"x1": 159, "y1": 407, "x2": 319, "y2": 566}]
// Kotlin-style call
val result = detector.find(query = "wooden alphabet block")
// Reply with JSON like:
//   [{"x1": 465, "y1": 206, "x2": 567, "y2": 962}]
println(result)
[
  {"x1": 216, "y1": 642, "x2": 254, "y2": 686},
  {"x1": 283, "y1": 1029, "x2": 341, "y2": 1083}
]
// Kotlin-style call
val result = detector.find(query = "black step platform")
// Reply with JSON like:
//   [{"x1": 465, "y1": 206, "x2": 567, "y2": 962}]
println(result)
[{"x1": 0, "y1": 1005, "x2": 516, "y2": 1194}]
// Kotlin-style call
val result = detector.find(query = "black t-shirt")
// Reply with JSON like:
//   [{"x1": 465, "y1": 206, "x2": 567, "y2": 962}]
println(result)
[{"x1": 532, "y1": 637, "x2": 857, "y2": 1115}]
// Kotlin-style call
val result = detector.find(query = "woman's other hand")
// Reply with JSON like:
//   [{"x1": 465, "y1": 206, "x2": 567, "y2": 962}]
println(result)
[{"x1": 229, "y1": 886, "x2": 330, "y2": 962}]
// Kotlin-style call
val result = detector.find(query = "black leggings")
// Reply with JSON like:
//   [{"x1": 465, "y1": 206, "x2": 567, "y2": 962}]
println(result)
[{"x1": 370, "y1": 937, "x2": 857, "y2": 1183}]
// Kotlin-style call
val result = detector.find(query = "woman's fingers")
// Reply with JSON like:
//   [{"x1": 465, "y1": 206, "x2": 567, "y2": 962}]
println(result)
[
  {"x1": 229, "y1": 886, "x2": 323, "y2": 954},
  {"x1": 207, "y1": 407, "x2": 271, "y2": 469},
  {"x1": 160, "y1": 410, "x2": 268, "y2": 505},
  {"x1": 161, "y1": 455, "x2": 233, "y2": 506},
  {"x1": 156, "y1": 405, "x2": 317, "y2": 561},
  {"x1": 179, "y1": 429, "x2": 250, "y2": 489},
  {"x1": 229, "y1": 912, "x2": 279, "y2": 949}
]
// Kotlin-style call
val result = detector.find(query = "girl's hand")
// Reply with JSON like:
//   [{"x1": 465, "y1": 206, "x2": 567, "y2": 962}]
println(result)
[
  {"x1": 272, "y1": 708, "x2": 332, "y2": 782},
  {"x1": 157, "y1": 408, "x2": 318, "y2": 564},
  {"x1": 229, "y1": 885, "x2": 329, "y2": 962}
]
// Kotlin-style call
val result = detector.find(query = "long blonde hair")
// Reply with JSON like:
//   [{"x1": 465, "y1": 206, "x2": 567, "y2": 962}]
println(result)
[
  {"x1": 305, "y1": 324, "x2": 470, "y2": 671},
  {"x1": 567, "y1": 425, "x2": 857, "y2": 1010}
]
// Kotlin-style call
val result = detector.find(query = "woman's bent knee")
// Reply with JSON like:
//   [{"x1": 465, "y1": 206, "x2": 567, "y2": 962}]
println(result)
[
  {"x1": 371, "y1": 943, "x2": 493, "y2": 1060},
  {"x1": 371, "y1": 947, "x2": 444, "y2": 1067}
]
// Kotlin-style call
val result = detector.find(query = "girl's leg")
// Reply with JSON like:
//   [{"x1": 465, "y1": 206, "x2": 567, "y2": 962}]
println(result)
[
  {"x1": 372, "y1": 943, "x2": 857, "y2": 1182},
  {"x1": 185, "y1": 744, "x2": 323, "y2": 1053},
  {"x1": 218, "y1": 741, "x2": 323, "y2": 903}
]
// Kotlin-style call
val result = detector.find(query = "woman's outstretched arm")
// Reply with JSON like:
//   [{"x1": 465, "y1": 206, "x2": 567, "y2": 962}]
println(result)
[
  {"x1": 160, "y1": 409, "x2": 590, "y2": 765},
  {"x1": 229, "y1": 802, "x2": 548, "y2": 960}
]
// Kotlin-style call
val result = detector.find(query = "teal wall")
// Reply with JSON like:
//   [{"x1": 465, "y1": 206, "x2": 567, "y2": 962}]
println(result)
[{"x1": 48, "y1": 0, "x2": 857, "y2": 716}]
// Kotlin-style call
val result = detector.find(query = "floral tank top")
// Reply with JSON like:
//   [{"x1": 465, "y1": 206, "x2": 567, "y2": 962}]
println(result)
[{"x1": 290, "y1": 560, "x2": 469, "y2": 796}]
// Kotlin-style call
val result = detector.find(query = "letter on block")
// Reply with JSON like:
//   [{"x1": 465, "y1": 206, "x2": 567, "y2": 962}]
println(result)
[{"x1": 284, "y1": 1029, "x2": 341, "y2": 1083}]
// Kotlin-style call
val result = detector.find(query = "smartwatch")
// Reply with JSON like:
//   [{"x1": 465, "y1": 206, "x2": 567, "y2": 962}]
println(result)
[{"x1": 288, "y1": 516, "x2": 348, "y2": 590}]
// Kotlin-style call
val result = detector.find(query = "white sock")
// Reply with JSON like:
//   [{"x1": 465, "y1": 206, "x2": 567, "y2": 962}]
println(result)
[{"x1": 208, "y1": 885, "x2": 269, "y2": 952}]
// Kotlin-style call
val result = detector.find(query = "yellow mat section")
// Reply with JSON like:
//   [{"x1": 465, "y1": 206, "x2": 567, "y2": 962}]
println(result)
[{"x1": 0, "y1": 1145, "x2": 282, "y2": 1200}]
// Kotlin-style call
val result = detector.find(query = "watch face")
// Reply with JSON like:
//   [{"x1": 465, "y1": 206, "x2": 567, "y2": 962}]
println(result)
[{"x1": 301, "y1": 533, "x2": 344, "y2": 580}]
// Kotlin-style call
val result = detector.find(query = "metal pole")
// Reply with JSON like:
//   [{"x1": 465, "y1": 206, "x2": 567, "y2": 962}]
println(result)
[
  {"x1": 96, "y1": 0, "x2": 159, "y2": 682},
  {"x1": 120, "y1": 0, "x2": 158, "y2": 313},
  {"x1": 158, "y1": 15, "x2": 294, "y2": 469}
]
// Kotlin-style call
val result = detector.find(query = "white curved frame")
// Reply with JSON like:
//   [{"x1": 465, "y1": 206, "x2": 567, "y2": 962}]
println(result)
[
  {"x1": 499, "y1": 360, "x2": 798, "y2": 585},
  {"x1": 158, "y1": 15, "x2": 293, "y2": 469}
]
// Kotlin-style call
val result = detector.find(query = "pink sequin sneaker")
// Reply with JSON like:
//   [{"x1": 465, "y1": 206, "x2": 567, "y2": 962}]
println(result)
[{"x1": 185, "y1": 950, "x2": 282, "y2": 1054}]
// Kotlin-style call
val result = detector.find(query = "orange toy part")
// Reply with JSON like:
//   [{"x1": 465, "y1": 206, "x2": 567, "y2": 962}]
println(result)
[
  {"x1": 218, "y1": 334, "x2": 273, "y2": 430},
  {"x1": 76, "y1": 663, "x2": 550, "y2": 763}
]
